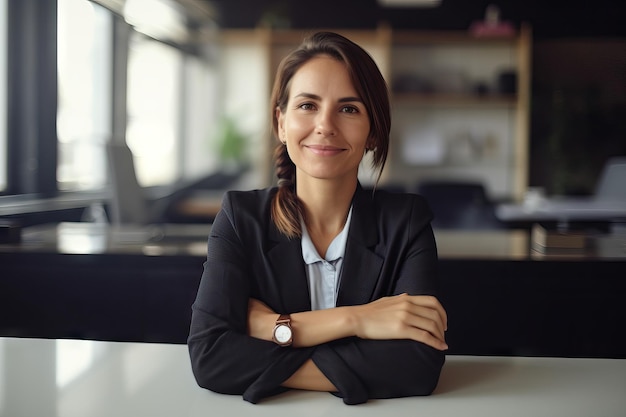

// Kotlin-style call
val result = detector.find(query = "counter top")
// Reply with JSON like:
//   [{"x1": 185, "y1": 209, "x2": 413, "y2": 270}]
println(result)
[{"x1": 2, "y1": 337, "x2": 625, "y2": 417}]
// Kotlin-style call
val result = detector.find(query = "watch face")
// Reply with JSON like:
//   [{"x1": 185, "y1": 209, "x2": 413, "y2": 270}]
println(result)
[{"x1": 274, "y1": 324, "x2": 292, "y2": 344}]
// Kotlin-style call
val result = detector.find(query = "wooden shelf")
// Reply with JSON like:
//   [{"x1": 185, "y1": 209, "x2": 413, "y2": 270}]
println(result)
[
  {"x1": 392, "y1": 93, "x2": 517, "y2": 108},
  {"x1": 392, "y1": 30, "x2": 519, "y2": 46}
]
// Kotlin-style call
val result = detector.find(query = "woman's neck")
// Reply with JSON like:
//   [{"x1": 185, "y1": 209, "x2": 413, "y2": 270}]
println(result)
[{"x1": 296, "y1": 175, "x2": 356, "y2": 241}]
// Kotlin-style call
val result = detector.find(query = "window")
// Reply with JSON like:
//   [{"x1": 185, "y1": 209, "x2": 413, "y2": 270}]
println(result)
[
  {"x1": 57, "y1": 0, "x2": 113, "y2": 191},
  {"x1": 58, "y1": 0, "x2": 220, "y2": 192},
  {"x1": 126, "y1": 34, "x2": 182, "y2": 187},
  {"x1": 181, "y1": 55, "x2": 221, "y2": 180},
  {"x1": 3, "y1": 0, "x2": 218, "y2": 202},
  {"x1": 0, "y1": 0, "x2": 7, "y2": 193}
]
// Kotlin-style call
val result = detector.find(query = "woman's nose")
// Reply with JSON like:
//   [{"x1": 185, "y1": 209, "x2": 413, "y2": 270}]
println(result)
[{"x1": 315, "y1": 111, "x2": 336, "y2": 137}]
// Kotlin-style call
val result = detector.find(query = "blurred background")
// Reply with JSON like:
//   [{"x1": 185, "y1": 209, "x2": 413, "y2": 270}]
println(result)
[{"x1": 0, "y1": 0, "x2": 625, "y2": 227}]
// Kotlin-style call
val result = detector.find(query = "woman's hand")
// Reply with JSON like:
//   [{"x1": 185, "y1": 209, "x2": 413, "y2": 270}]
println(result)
[
  {"x1": 352, "y1": 293, "x2": 448, "y2": 351},
  {"x1": 247, "y1": 298, "x2": 276, "y2": 341}
]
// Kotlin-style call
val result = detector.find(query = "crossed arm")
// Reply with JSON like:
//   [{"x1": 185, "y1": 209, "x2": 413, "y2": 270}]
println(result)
[{"x1": 248, "y1": 293, "x2": 448, "y2": 391}]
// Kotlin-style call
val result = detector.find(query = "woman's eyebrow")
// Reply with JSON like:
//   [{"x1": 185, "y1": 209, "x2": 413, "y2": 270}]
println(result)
[
  {"x1": 338, "y1": 96, "x2": 363, "y2": 103},
  {"x1": 294, "y1": 92, "x2": 363, "y2": 103},
  {"x1": 294, "y1": 92, "x2": 320, "y2": 100}
]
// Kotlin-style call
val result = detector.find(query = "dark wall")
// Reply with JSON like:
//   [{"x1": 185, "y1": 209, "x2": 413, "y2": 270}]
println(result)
[
  {"x1": 530, "y1": 39, "x2": 626, "y2": 195},
  {"x1": 209, "y1": 0, "x2": 626, "y2": 39}
]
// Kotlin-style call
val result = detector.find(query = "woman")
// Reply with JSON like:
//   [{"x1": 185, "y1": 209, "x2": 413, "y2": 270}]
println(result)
[{"x1": 188, "y1": 31, "x2": 448, "y2": 405}]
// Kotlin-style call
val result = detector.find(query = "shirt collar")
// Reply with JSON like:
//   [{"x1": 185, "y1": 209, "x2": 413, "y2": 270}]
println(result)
[{"x1": 301, "y1": 206, "x2": 353, "y2": 265}]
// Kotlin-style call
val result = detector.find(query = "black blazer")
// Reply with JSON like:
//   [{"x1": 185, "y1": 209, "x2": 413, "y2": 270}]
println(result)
[{"x1": 188, "y1": 186, "x2": 445, "y2": 405}]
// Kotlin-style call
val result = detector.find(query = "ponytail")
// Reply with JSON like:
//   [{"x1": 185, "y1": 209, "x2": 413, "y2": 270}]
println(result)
[{"x1": 270, "y1": 143, "x2": 302, "y2": 238}]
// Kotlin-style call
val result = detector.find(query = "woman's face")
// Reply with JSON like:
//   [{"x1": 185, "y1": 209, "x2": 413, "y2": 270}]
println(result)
[{"x1": 277, "y1": 55, "x2": 371, "y2": 185}]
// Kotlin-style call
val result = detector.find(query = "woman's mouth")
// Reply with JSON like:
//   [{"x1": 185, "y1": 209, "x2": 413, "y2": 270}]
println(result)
[{"x1": 305, "y1": 144, "x2": 345, "y2": 156}]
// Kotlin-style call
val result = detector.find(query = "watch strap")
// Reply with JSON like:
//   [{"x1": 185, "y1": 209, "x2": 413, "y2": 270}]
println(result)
[{"x1": 276, "y1": 314, "x2": 291, "y2": 325}]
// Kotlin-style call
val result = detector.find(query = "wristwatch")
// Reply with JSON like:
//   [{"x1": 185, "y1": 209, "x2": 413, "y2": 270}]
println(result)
[{"x1": 272, "y1": 314, "x2": 293, "y2": 347}]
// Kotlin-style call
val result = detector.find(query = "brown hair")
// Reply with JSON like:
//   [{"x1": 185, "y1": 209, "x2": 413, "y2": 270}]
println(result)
[{"x1": 270, "y1": 31, "x2": 391, "y2": 238}]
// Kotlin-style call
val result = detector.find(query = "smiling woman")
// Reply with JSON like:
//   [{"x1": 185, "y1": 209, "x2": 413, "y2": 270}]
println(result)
[
  {"x1": 188, "y1": 32, "x2": 447, "y2": 405},
  {"x1": 277, "y1": 55, "x2": 372, "y2": 190},
  {"x1": 270, "y1": 32, "x2": 391, "y2": 239}
]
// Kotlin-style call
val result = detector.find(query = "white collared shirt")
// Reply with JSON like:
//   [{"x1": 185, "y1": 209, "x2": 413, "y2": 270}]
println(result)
[{"x1": 301, "y1": 207, "x2": 353, "y2": 310}]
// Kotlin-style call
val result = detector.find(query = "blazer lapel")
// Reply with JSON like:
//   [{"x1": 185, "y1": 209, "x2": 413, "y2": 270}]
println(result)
[
  {"x1": 265, "y1": 186, "x2": 383, "y2": 312},
  {"x1": 336, "y1": 187, "x2": 384, "y2": 306},
  {"x1": 267, "y1": 222, "x2": 312, "y2": 313}
]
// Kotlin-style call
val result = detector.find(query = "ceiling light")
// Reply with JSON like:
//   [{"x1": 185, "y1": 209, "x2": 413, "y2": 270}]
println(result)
[{"x1": 378, "y1": 0, "x2": 442, "y2": 7}]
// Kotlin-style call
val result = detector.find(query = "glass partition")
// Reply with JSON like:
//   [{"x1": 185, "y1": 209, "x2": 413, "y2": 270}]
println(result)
[{"x1": 57, "y1": 0, "x2": 112, "y2": 191}]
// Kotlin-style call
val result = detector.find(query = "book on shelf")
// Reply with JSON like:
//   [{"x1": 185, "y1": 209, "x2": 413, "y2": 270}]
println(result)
[{"x1": 531, "y1": 224, "x2": 587, "y2": 251}]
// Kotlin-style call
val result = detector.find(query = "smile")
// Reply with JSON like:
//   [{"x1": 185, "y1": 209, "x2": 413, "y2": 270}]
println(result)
[{"x1": 305, "y1": 145, "x2": 345, "y2": 156}]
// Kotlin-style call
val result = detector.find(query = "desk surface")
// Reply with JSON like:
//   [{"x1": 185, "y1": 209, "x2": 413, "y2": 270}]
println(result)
[
  {"x1": 3, "y1": 222, "x2": 626, "y2": 260},
  {"x1": 497, "y1": 197, "x2": 626, "y2": 222},
  {"x1": 1, "y1": 222, "x2": 212, "y2": 257},
  {"x1": 1, "y1": 337, "x2": 625, "y2": 417}
]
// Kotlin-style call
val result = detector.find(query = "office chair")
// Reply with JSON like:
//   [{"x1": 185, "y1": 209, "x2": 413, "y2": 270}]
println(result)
[
  {"x1": 106, "y1": 142, "x2": 154, "y2": 225},
  {"x1": 594, "y1": 156, "x2": 626, "y2": 201},
  {"x1": 106, "y1": 141, "x2": 241, "y2": 226},
  {"x1": 416, "y1": 180, "x2": 505, "y2": 230}
]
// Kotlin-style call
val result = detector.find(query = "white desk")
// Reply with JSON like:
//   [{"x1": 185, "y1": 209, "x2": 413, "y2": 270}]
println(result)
[
  {"x1": 496, "y1": 198, "x2": 626, "y2": 223},
  {"x1": 1, "y1": 338, "x2": 625, "y2": 417}
]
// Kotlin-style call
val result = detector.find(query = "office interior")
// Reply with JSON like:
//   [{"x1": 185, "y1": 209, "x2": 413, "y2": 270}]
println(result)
[{"x1": 1, "y1": 0, "x2": 626, "y2": 372}]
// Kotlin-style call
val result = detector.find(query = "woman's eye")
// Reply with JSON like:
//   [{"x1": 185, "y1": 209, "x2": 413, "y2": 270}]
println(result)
[
  {"x1": 298, "y1": 103, "x2": 315, "y2": 111},
  {"x1": 341, "y1": 106, "x2": 359, "y2": 114}
]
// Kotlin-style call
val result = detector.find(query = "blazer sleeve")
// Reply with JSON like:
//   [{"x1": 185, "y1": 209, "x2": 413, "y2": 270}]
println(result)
[
  {"x1": 187, "y1": 193, "x2": 313, "y2": 403},
  {"x1": 311, "y1": 195, "x2": 445, "y2": 404}
]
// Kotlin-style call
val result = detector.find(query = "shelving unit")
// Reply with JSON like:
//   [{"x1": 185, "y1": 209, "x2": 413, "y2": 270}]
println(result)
[
  {"x1": 388, "y1": 25, "x2": 531, "y2": 201},
  {"x1": 215, "y1": 24, "x2": 531, "y2": 199}
]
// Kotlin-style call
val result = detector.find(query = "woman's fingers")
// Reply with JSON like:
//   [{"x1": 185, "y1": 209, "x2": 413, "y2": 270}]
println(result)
[
  {"x1": 405, "y1": 324, "x2": 449, "y2": 351},
  {"x1": 356, "y1": 294, "x2": 448, "y2": 350},
  {"x1": 403, "y1": 294, "x2": 448, "y2": 332},
  {"x1": 400, "y1": 307, "x2": 447, "y2": 348}
]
